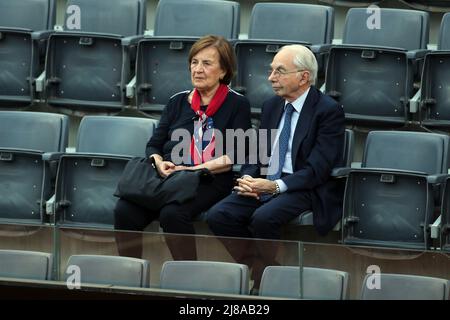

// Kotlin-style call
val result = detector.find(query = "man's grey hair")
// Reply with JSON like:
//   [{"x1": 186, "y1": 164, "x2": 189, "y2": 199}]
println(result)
[{"x1": 280, "y1": 44, "x2": 318, "y2": 85}]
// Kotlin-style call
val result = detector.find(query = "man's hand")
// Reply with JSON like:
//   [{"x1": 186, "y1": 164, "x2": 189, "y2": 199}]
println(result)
[{"x1": 234, "y1": 176, "x2": 277, "y2": 199}]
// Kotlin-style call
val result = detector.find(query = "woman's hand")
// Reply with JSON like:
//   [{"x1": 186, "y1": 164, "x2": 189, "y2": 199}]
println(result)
[{"x1": 152, "y1": 156, "x2": 176, "y2": 178}]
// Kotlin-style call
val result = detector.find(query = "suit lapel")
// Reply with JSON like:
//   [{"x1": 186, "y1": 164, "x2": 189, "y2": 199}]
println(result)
[{"x1": 291, "y1": 87, "x2": 319, "y2": 168}]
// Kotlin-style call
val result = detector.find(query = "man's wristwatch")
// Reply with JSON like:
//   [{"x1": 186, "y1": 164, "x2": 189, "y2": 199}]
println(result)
[{"x1": 273, "y1": 181, "x2": 280, "y2": 195}]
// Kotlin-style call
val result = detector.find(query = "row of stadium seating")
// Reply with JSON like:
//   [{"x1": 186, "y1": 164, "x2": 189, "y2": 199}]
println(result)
[
  {"x1": 321, "y1": 0, "x2": 450, "y2": 12},
  {"x1": 1, "y1": 111, "x2": 450, "y2": 251},
  {"x1": 1, "y1": 249, "x2": 448, "y2": 299},
  {"x1": 1, "y1": 0, "x2": 450, "y2": 129}
]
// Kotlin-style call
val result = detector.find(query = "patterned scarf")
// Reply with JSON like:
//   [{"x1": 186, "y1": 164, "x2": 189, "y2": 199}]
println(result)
[{"x1": 190, "y1": 83, "x2": 229, "y2": 165}]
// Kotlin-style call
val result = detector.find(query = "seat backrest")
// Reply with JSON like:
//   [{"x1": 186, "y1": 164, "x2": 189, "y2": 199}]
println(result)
[
  {"x1": 249, "y1": 3, "x2": 334, "y2": 45},
  {"x1": 343, "y1": 8, "x2": 429, "y2": 50},
  {"x1": 362, "y1": 131, "x2": 450, "y2": 174},
  {"x1": 63, "y1": 0, "x2": 146, "y2": 36},
  {"x1": 0, "y1": 0, "x2": 55, "y2": 30},
  {"x1": 76, "y1": 116, "x2": 158, "y2": 157},
  {"x1": 259, "y1": 266, "x2": 349, "y2": 299},
  {"x1": 361, "y1": 273, "x2": 449, "y2": 300},
  {"x1": 160, "y1": 261, "x2": 249, "y2": 295},
  {"x1": 438, "y1": 13, "x2": 450, "y2": 50},
  {"x1": 65, "y1": 255, "x2": 150, "y2": 287},
  {"x1": 0, "y1": 111, "x2": 69, "y2": 152},
  {"x1": 0, "y1": 250, "x2": 53, "y2": 280},
  {"x1": 154, "y1": 0, "x2": 240, "y2": 39}
]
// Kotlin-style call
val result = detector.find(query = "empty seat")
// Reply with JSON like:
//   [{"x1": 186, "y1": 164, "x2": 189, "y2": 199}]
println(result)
[
  {"x1": 53, "y1": 116, "x2": 157, "y2": 229},
  {"x1": 0, "y1": 111, "x2": 68, "y2": 224},
  {"x1": 319, "y1": 0, "x2": 381, "y2": 7},
  {"x1": 65, "y1": 254, "x2": 149, "y2": 287},
  {"x1": 260, "y1": 266, "x2": 349, "y2": 299},
  {"x1": 160, "y1": 260, "x2": 249, "y2": 295},
  {"x1": 135, "y1": 0, "x2": 240, "y2": 114},
  {"x1": 325, "y1": 8, "x2": 429, "y2": 126},
  {"x1": 401, "y1": 1, "x2": 450, "y2": 12},
  {"x1": 361, "y1": 273, "x2": 449, "y2": 300},
  {"x1": 0, "y1": 249, "x2": 53, "y2": 280},
  {"x1": 342, "y1": 131, "x2": 450, "y2": 250},
  {"x1": 419, "y1": 13, "x2": 450, "y2": 129},
  {"x1": 44, "y1": 0, "x2": 146, "y2": 112},
  {"x1": 0, "y1": 0, "x2": 56, "y2": 107},
  {"x1": 233, "y1": 2, "x2": 334, "y2": 114}
]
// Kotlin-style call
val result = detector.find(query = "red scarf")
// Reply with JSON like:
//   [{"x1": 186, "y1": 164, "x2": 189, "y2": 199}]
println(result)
[{"x1": 190, "y1": 84, "x2": 229, "y2": 165}]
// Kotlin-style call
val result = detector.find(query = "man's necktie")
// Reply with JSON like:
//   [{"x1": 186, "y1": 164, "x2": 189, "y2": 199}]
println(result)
[{"x1": 260, "y1": 103, "x2": 295, "y2": 201}]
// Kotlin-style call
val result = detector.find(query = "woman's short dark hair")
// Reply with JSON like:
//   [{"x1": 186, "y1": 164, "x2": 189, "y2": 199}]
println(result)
[{"x1": 188, "y1": 35, "x2": 236, "y2": 85}]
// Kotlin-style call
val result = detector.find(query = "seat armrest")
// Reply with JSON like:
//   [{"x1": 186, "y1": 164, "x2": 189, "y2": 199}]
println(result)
[
  {"x1": 430, "y1": 215, "x2": 441, "y2": 239},
  {"x1": 31, "y1": 30, "x2": 54, "y2": 40},
  {"x1": 121, "y1": 35, "x2": 144, "y2": 46},
  {"x1": 426, "y1": 174, "x2": 449, "y2": 184},
  {"x1": 126, "y1": 76, "x2": 136, "y2": 98},
  {"x1": 409, "y1": 89, "x2": 421, "y2": 113},
  {"x1": 406, "y1": 49, "x2": 430, "y2": 60},
  {"x1": 42, "y1": 152, "x2": 65, "y2": 161},
  {"x1": 331, "y1": 167, "x2": 352, "y2": 177},
  {"x1": 46, "y1": 194, "x2": 56, "y2": 216},
  {"x1": 310, "y1": 44, "x2": 332, "y2": 55}
]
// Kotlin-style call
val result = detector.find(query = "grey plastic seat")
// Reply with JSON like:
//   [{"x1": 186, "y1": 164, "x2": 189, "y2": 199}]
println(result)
[
  {"x1": 342, "y1": 131, "x2": 450, "y2": 250},
  {"x1": 0, "y1": 250, "x2": 53, "y2": 280},
  {"x1": 401, "y1": 1, "x2": 450, "y2": 12},
  {"x1": 319, "y1": 0, "x2": 381, "y2": 7},
  {"x1": 160, "y1": 260, "x2": 249, "y2": 295},
  {"x1": 360, "y1": 273, "x2": 449, "y2": 300},
  {"x1": 419, "y1": 13, "x2": 450, "y2": 129},
  {"x1": 325, "y1": 8, "x2": 429, "y2": 126},
  {"x1": 260, "y1": 266, "x2": 349, "y2": 299},
  {"x1": 44, "y1": 0, "x2": 146, "y2": 112},
  {"x1": 65, "y1": 254, "x2": 149, "y2": 287},
  {"x1": 440, "y1": 178, "x2": 450, "y2": 252},
  {"x1": 233, "y1": 2, "x2": 334, "y2": 114},
  {"x1": 54, "y1": 116, "x2": 157, "y2": 229},
  {"x1": 0, "y1": 0, "x2": 56, "y2": 107},
  {"x1": 0, "y1": 111, "x2": 69, "y2": 224},
  {"x1": 136, "y1": 0, "x2": 240, "y2": 114}
]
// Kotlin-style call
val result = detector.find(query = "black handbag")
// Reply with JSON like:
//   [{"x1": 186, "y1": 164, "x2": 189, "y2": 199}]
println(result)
[{"x1": 114, "y1": 157, "x2": 214, "y2": 211}]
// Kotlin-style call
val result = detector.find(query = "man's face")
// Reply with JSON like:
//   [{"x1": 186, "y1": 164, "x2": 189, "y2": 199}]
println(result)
[{"x1": 268, "y1": 49, "x2": 309, "y2": 102}]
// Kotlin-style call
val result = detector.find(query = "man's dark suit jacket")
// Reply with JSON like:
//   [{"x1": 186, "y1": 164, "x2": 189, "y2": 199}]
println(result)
[{"x1": 241, "y1": 86, "x2": 345, "y2": 235}]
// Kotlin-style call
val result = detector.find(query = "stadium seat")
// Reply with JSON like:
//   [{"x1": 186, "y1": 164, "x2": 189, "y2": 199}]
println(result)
[
  {"x1": 65, "y1": 254, "x2": 150, "y2": 287},
  {"x1": 341, "y1": 131, "x2": 450, "y2": 250},
  {"x1": 360, "y1": 273, "x2": 449, "y2": 300},
  {"x1": 53, "y1": 116, "x2": 157, "y2": 229},
  {"x1": 319, "y1": 0, "x2": 381, "y2": 7},
  {"x1": 0, "y1": 249, "x2": 53, "y2": 280},
  {"x1": 419, "y1": 13, "x2": 450, "y2": 129},
  {"x1": 0, "y1": 111, "x2": 68, "y2": 225},
  {"x1": 0, "y1": 0, "x2": 56, "y2": 107},
  {"x1": 160, "y1": 260, "x2": 249, "y2": 295},
  {"x1": 325, "y1": 8, "x2": 429, "y2": 126},
  {"x1": 401, "y1": 0, "x2": 450, "y2": 12},
  {"x1": 233, "y1": 2, "x2": 334, "y2": 114},
  {"x1": 135, "y1": 0, "x2": 240, "y2": 114},
  {"x1": 259, "y1": 266, "x2": 349, "y2": 299},
  {"x1": 44, "y1": 0, "x2": 146, "y2": 112}
]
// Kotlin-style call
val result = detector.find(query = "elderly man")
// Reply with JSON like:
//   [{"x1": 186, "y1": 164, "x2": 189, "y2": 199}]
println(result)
[{"x1": 206, "y1": 44, "x2": 345, "y2": 291}]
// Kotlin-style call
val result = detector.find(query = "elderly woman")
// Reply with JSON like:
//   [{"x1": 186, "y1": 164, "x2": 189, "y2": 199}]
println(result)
[{"x1": 114, "y1": 35, "x2": 252, "y2": 260}]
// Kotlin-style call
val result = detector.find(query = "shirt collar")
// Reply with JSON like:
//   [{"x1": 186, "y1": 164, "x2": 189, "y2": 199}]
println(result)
[{"x1": 284, "y1": 87, "x2": 310, "y2": 113}]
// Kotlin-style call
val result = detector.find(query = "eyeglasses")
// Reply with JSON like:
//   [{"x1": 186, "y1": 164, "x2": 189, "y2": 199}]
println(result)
[{"x1": 268, "y1": 68, "x2": 305, "y2": 78}]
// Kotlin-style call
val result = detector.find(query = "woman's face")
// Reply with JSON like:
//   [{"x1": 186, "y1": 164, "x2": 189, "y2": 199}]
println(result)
[{"x1": 190, "y1": 46, "x2": 226, "y2": 93}]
